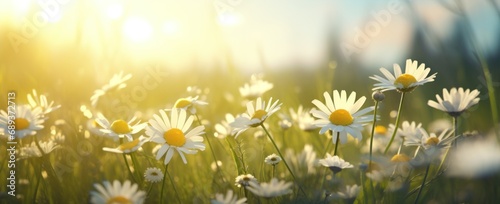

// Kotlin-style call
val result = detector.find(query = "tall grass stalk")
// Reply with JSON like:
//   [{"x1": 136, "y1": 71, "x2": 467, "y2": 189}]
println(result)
[{"x1": 260, "y1": 124, "x2": 307, "y2": 197}]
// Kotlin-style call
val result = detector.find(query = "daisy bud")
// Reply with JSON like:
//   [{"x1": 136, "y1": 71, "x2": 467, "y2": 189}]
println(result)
[{"x1": 372, "y1": 91, "x2": 385, "y2": 102}]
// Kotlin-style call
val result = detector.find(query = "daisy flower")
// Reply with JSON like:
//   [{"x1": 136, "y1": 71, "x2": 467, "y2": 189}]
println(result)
[
  {"x1": 90, "y1": 180, "x2": 145, "y2": 204},
  {"x1": 319, "y1": 153, "x2": 354, "y2": 173},
  {"x1": 370, "y1": 59, "x2": 437, "y2": 92},
  {"x1": 235, "y1": 174, "x2": 258, "y2": 188},
  {"x1": 90, "y1": 71, "x2": 132, "y2": 107},
  {"x1": 27, "y1": 89, "x2": 61, "y2": 115},
  {"x1": 265, "y1": 153, "x2": 282, "y2": 165},
  {"x1": 427, "y1": 87, "x2": 480, "y2": 117},
  {"x1": 328, "y1": 184, "x2": 360, "y2": 201},
  {"x1": 214, "y1": 113, "x2": 236, "y2": 139},
  {"x1": 285, "y1": 144, "x2": 318, "y2": 176},
  {"x1": 170, "y1": 95, "x2": 208, "y2": 114},
  {"x1": 211, "y1": 190, "x2": 247, "y2": 204},
  {"x1": 405, "y1": 129, "x2": 455, "y2": 158},
  {"x1": 146, "y1": 108, "x2": 206, "y2": 165},
  {"x1": 395, "y1": 121, "x2": 424, "y2": 145},
  {"x1": 144, "y1": 167, "x2": 164, "y2": 183},
  {"x1": 19, "y1": 140, "x2": 59, "y2": 158},
  {"x1": 230, "y1": 97, "x2": 282, "y2": 137},
  {"x1": 102, "y1": 135, "x2": 149, "y2": 154},
  {"x1": 239, "y1": 74, "x2": 274, "y2": 100},
  {"x1": 0, "y1": 105, "x2": 44, "y2": 139},
  {"x1": 310, "y1": 90, "x2": 373, "y2": 144},
  {"x1": 390, "y1": 153, "x2": 412, "y2": 175},
  {"x1": 289, "y1": 105, "x2": 318, "y2": 132},
  {"x1": 96, "y1": 115, "x2": 147, "y2": 141},
  {"x1": 448, "y1": 137, "x2": 500, "y2": 178},
  {"x1": 247, "y1": 178, "x2": 292, "y2": 198}
]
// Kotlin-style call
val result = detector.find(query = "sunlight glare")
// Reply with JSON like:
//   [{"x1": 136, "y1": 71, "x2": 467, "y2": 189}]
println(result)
[
  {"x1": 123, "y1": 17, "x2": 153, "y2": 42},
  {"x1": 162, "y1": 21, "x2": 180, "y2": 36},
  {"x1": 106, "y1": 3, "x2": 123, "y2": 19}
]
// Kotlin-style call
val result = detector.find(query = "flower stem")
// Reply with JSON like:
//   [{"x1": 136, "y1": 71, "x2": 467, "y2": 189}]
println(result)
[
  {"x1": 120, "y1": 139, "x2": 137, "y2": 183},
  {"x1": 436, "y1": 116, "x2": 458, "y2": 174},
  {"x1": 333, "y1": 132, "x2": 340, "y2": 156},
  {"x1": 166, "y1": 164, "x2": 182, "y2": 203},
  {"x1": 261, "y1": 124, "x2": 307, "y2": 197},
  {"x1": 414, "y1": 164, "x2": 431, "y2": 204},
  {"x1": 384, "y1": 92, "x2": 406, "y2": 154},
  {"x1": 369, "y1": 101, "x2": 380, "y2": 166},
  {"x1": 160, "y1": 165, "x2": 168, "y2": 202},
  {"x1": 194, "y1": 114, "x2": 222, "y2": 174}
]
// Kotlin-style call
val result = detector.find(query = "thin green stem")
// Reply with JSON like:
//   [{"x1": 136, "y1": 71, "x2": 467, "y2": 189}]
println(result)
[
  {"x1": 32, "y1": 161, "x2": 42, "y2": 202},
  {"x1": 165, "y1": 165, "x2": 182, "y2": 204},
  {"x1": 333, "y1": 132, "x2": 340, "y2": 156},
  {"x1": 195, "y1": 114, "x2": 222, "y2": 174},
  {"x1": 397, "y1": 137, "x2": 405, "y2": 154},
  {"x1": 120, "y1": 138, "x2": 137, "y2": 183},
  {"x1": 261, "y1": 124, "x2": 307, "y2": 197},
  {"x1": 384, "y1": 92, "x2": 406, "y2": 154},
  {"x1": 130, "y1": 152, "x2": 143, "y2": 183},
  {"x1": 437, "y1": 117, "x2": 458, "y2": 174},
  {"x1": 369, "y1": 101, "x2": 380, "y2": 166},
  {"x1": 160, "y1": 164, "x2": 168, "y2": 202},
  {"x1": 361, "y1": 171, "x2": 368, "y2": 204},
  {"x1": 414, "y1": 164, "x2": 431, "y2": 204},
  {"x1": 272, "y1": 165, "x2": 276, "y2": 178},
  {"x1": 146, "y1": 183, "x2": 154, "y2": 198}
]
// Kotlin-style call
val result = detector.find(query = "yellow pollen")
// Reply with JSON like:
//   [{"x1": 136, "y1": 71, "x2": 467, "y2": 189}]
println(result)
[
  {"x1": 374, "y1": 125, "x2": 387, "y2": 135},
  {"x1": 174, "y1": 98, "x2": 191, "y2": 109},
  {"x1": 250, "y1": 109, "x2": 267, "y2": 127},
  {"x1": 329, "y1": 109, "x2": 354, "y2": 126},
  {"x1": 106, "y1": 196, "x2": 132, "y2": 204},
  {"x1": 394, "y1": 74, "x2": 417, "y2": 88},
  {"x1": 163, "y1": 128, "x2": 186, "y2": 147},
  {"x1": 425, "y1": 137, "x2": 440, "y2": 146},
  {"x1": 110, "y1": 120, "x2": 131, "y2": 134},
  {"x1": 391, "y1": 154, "x2": 410, "y2": 163},
  {"x1": 252, "y1": 110, "x2": 267, "y2": 120},
  {"x1": 15, "y1": 118, "x2": 30, "y2": 130},
  {"x1": 118, "y1": 139, "x2": 140, "y2": 151}
]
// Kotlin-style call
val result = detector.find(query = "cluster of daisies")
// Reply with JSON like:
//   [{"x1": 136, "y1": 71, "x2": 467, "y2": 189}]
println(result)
[
  {"x1": 0, "y1": 90, "x2": 62, "y2": 158},
  {"x1": 2, "y1": 59, "x2": 495, "y2": 203}
]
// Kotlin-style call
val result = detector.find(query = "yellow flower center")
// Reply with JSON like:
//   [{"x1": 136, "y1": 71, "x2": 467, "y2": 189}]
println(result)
[
  {"x1": 15, "y1": 118, "x2": 30, "y2": 130},
  {"x1": 249, "y1": 109, "x2": 267, "y2": 127},
  {"x1": 163, "y1": 128, "x2": 186, "y2": 147},
  {"x1": 394, "y1": 74, "x2": 417, "y2": 88},
  {"x1": 110, "y1": 120, "x2": 131, "y2": 134},
  {"x1": 118, "y1": 139, "x2": 140, "y2": 151},
  {"x1": 329, "y1": 109, "x2": 353, "y2": 126},
  {"x1": 391, "y1": 154, "x2": 410, "y2": 163},
  {"x1": 106, "y1": 196, "x2": 132, "y2": 204},
  {"x1": 425, "y1": 137, "x2": 440, "y2": 146},
  {"x1": 174, "y1": 98, "x2": 191, "y2": 109},
  {"x1": 374, "y1": 125, "x2": 387, "y2": 135},
  {"x1": 252, "y1": 109, "x2": 267, "y2": 120}
]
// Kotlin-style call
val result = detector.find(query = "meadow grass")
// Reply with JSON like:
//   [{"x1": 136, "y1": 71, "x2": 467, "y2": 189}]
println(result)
[{"x1": 0, "y1": 62, "x2": 499, "y2": 204}]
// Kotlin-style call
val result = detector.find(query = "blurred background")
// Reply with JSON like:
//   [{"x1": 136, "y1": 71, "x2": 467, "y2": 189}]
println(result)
[{"x1": 1, "y1": 0, "x2": 499, "y2": 130}]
